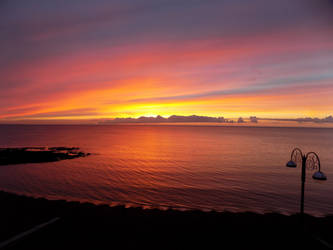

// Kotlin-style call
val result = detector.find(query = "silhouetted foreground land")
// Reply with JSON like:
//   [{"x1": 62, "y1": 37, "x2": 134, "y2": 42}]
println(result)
[
  {"x1": 0, "y1": 191, "x2": 332, "y2": 249},
  {"x1": 0, "y1": 147, "x2": 89, "y2": 165}
]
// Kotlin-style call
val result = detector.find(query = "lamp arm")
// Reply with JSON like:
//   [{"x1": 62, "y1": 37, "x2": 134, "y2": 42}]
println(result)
[
  {"x1": 290, "y1": 148, "x2": 303, "y2": 160},
  {"x1": 305, "y1": 152, "x2": 321, "y2": 172}
]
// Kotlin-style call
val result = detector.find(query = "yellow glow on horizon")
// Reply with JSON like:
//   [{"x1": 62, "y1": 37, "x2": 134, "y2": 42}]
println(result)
[{"x1": 1, "y1": 76, "x2": 332, "y2": 121}]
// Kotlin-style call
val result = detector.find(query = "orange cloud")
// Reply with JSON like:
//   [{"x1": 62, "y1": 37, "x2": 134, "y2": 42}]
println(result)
[{"x1": 1, "y1": 25, "x2": 332, "y2": 122}]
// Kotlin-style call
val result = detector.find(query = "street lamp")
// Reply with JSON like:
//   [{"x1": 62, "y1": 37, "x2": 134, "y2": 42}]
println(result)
[{"x1": 286, "y1": 148, "x2": 327, "y2": 220}]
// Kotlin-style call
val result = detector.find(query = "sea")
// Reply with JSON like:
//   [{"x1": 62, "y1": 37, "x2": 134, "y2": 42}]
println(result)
[{"x1": 0, "y1": 124, "x2": 332, "y2": 216}]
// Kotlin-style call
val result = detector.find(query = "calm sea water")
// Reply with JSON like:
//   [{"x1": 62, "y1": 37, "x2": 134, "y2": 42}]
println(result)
[{"x1": 0, "y1": 124, "x2": 332, "y2": 216}]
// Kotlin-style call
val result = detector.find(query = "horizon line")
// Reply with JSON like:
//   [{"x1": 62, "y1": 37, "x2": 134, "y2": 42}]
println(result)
[{"x1": 0, "y1": 114, "x2": 332, "y2": 126}]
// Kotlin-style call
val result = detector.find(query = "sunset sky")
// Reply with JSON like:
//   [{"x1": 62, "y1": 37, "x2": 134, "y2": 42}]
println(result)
[{"x1": 1, "y1": 0, "x2": 333, "y2": 122}]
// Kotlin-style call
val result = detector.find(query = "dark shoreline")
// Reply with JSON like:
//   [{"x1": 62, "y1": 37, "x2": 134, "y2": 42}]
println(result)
[{"x1": 1, "y1": 190, "x2": 332, "y2": 249}]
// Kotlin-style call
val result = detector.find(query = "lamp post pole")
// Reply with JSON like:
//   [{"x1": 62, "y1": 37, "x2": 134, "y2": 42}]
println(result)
[
  {"x1": 300, "y1": 154, "x2": 306, "y2": 216},
  {"x1": 286, "y1": 148, "x2": 327, "y2": 226}
]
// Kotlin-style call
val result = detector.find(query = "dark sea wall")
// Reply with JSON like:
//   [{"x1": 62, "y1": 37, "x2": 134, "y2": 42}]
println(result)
[{"x1": 0, "y1": 190, "x2": 332, "y2": 249}]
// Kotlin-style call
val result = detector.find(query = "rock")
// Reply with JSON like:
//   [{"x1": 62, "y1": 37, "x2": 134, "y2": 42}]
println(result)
[{"x1": 0, "y1": 147, "x2": 89, "y2": 166}]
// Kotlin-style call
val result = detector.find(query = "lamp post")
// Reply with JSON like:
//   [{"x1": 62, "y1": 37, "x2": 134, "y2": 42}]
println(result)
[{"x1": 286, "y1": 148, "x2": 327, "y2": 225}]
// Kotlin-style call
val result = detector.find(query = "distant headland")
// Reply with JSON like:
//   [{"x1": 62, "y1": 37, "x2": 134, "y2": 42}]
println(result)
[
  {"x1": 1, "y1": 115, "x2": 332, "y2": 126},
  {"x1": 98, "y1": 115, "x2": 258, "y2": 124},
  {"x1": 98, "y1": 115, "x2": 333, "y2": 125}
]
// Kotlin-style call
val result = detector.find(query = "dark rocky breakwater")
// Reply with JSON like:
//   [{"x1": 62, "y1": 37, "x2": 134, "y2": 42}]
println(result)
[{"x1": 0, "y1": 147, "x2": 90, "y2": 165}]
